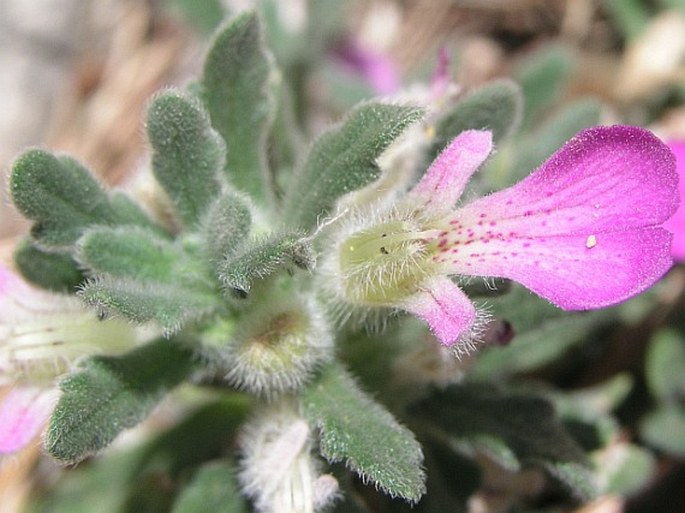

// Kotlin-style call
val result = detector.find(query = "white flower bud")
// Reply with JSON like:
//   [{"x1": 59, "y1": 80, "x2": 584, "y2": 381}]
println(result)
[{"x1": 239, "y1": 404, "x2": 338, "y2": 513}]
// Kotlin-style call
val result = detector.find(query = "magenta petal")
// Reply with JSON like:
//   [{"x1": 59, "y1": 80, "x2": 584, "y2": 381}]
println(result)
[
  {"x1": 438, "y1": 125, "x2": 678, "y2": 309},
  {"x1": 0, "y1": 387, "x2": 58, "y2": 454},
  {"x1": 663, "y1": 140, "x2": 685, "y2": 261},
  {"x1": 407, "y1": 130, "x2": 493, "y2": 212},
  {"x1": 402, "y1": 277, "x2": 476, "y2": 345}
]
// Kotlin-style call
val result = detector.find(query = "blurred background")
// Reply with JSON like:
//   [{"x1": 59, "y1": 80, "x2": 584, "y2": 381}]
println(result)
[{"x1": 1, "y1": 1, "x2": 684, "y2": 512}]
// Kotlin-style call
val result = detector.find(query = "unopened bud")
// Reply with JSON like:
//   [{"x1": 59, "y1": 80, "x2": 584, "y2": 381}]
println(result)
[
  {"x1": 239, "y1": 404, "x2": 338, "y2": 513},
  {"x1": 222, "y1": 294, "x2": 333, "y2": 399}
]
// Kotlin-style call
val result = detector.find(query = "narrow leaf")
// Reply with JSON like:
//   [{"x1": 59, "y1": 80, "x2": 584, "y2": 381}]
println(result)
[
  {"x1": 218, "y1": 232, "x2": 314, "y2": 297},
  {"x1": 412, "y1": 384, "x2": 594, "y2": 500},
  {"x1": 109, "y1": 192, "x2": 167, "y2": 235},
  {"x1": 516, "y1": 45, "x2": 574, "y2": 128},
  {"x1": 302, "y1": 363, "x2": 426, "y2": 502},
  {"x1": 14, "y1": 238, "x2": 84, "y2": 293},
  {"x1": 10, "y1": 151, "x2": 163, "y2": 248},
  {"x1": 80, "y1": 276, "x2": 219, "y2": 334},
  {"x1": 29, "y1": 398, "x2": 250, "y2": 513},
  {"x1": 645, "y1": 330, "x2": 685, "y2": 402},
  {"x1": 641, "y1": 407, "x2": 685, "y2": 456},
  {"x1": 201, "y1": 11, "x2": 275, "y2": 201},
  {"x1": 171, "y1": 461, "x2": 247, "y2": 513},
  {"x1": 45, "y1": 338, "x2": 202, "y2": 464},
  {"x1": 148, "y1": 90, "x2": 225, "y2": 227},
  {"x1": 283, "y1": 103, "x2": 424, "y2": 229},
  {"x1": 77, "y1": 226, "x2": 185, "y2": 282},
  {"x1": 10, "y1": 151, "x2": 117, "y2": 247},
  {"x1": 202, "y1": 191, "x2": 253, "y2": 265},
  {"x1": 429, "y1": 79, "x2": 522, "y2": 159}
]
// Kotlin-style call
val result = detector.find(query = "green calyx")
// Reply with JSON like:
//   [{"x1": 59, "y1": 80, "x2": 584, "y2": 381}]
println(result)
[{"x1": 338, "y1": 220, "x2": 439, "y2": 305}]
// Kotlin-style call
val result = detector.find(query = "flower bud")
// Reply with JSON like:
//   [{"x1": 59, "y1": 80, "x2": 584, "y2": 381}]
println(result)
[
  {"x1": 238, "y1": 403, "x2": 338, "y2": 513},
  {"x1": 222, "y1": 293, "x2": 333, "y2": 399}
]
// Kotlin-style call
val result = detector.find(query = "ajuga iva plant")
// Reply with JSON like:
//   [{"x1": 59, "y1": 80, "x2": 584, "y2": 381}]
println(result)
[{"x1": 2, "y1": 9, "x2": 681, "y2": 513}]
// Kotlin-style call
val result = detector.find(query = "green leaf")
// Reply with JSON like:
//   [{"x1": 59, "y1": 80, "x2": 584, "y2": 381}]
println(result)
[
  {"x1": 429, "y1": 79, "x2": 522, "y2": 159},
  {"x1": 412, "y1": 384, "x2": 595, "y2": 500},
  {"x1": 594, "y1": 443, "x2": 655, "y2": 496},
  {"x1": 640, "y1": 407, "x2": 685, "y2": 456},
  {"x1": 218, "y1": 232, "x2": 314, "y2": 297},
  {"x1": 171, "y1": 461, "x2": 247, "y2": 513},
  {"x1": 80, "y1": 276, "x2": 219, "y2": 334},
  {"x1": 283, "y1": 103, "x2": 424, "y2": 229},
  {"x1": 645, "y1": 330, "x2": 685, "y2": 402},
  {"x1": 29, "y1": 398, "x2": 250, "y2": 513},
  {"x1": 10, "y1": 151, "x2": 117, "y2": 247},
  {"x1": 77, "y1": 226, "x2": 185, "y2": 282},
  {"x1": 14, "y1": 238, "x2": 84, "y2": 293},
  {"x1": 109, "y1": 192, "x2": 165, "y2": 234},
  {"x1": 516, "y1": 45, "x2": 574, "y2": 128},
  {"x1": 45, "y1": 338, "x2": 202, "y2": 464},
  {"x1": 148, "y1": 90, "x2": 226, "y2": 227},
  {"x1": 483, "y1": 98, "x2": 601, "y2": 196},
  {"x1": 302, "y1": 363, "x2": 426, "y2": 502},
  {"x1": 202, "y1": 191, "x2": 253, "y2": 265},
  {"x1": 10, "y1": 150, "x2": 162, "y2": 249},
  {"x1": 545, "y1": 374, "x2": 632, "y2": 450},
  {"x1": 201, "y1": 11, "x2": 275, "y2": 202}
]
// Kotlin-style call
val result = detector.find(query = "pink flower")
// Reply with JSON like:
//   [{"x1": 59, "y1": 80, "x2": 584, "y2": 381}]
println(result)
[
  {"x1": 663, "y1": 141, "x2": 685, "y2": 260},
  {"x1": 327, "y1": 126, "x2": 678, "y2": 346},
  {"x1": 0, "y1": 265, "x2": 140, "y2": 454}
]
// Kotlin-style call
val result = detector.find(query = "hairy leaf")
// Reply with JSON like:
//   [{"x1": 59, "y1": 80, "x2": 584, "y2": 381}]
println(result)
[
  {"x1": 429, "y1": 79, "x2": 522, "y2": 159},
  {"x1": 10, "y1": 151, "x2": 161, "y2": 248},
  {"x1": 45, "y1": 338, "x2": 202, "y2": 464},
  {"x1": 218, "y1": 232, "x2": 314, "y2": 297},
  {"x1": 10, "y1": 152, "x2": 117, "y2": 247},
  {"x1": 201, "y1": 11, "x2": 275, "y2": 201},
  {"x1": 77, "y1": 226, "x2": 185, "y2": 282},
  {"x1": 14, "y1": 238, "x2": 84, "y2": 293},
  {"x1": 412, "y1": 384, "x2": 594, "y2": 500},
  {"x1": 302, "y1": 363, "x2": 426, "y2": 502},
  {"x1": 283, "y1": 103, "x2": 423, "y2": 229},
  {"x1": 80, "y1": 276, "x2": 219, "y2": 335},
  {"x1": 148, "y1": 90, "x2": 226, "y2": 227},
  {"x1": 202, "y1": 191, "x2": 253, "y2": 265}
]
